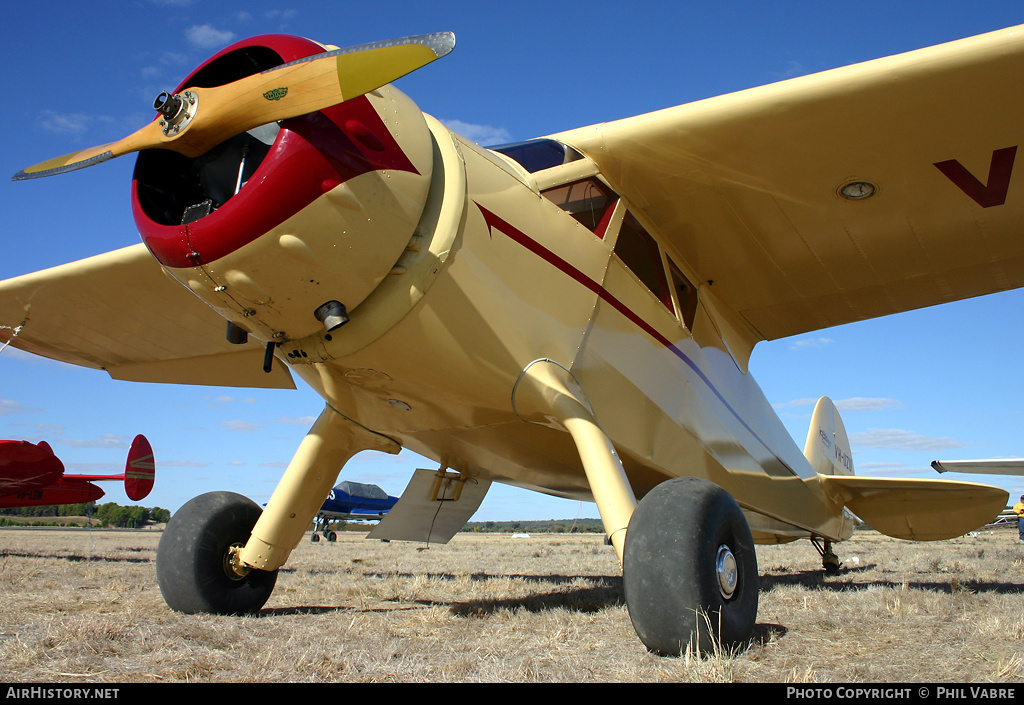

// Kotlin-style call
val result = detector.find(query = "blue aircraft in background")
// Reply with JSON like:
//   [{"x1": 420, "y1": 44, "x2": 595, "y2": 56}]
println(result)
[{"x1": 312, "y1": 481, "x2": 398, "y2": 542}]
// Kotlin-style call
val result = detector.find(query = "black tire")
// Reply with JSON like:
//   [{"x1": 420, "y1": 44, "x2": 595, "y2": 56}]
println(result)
[
  {"x1": 623, "y1": 477, "x2": 758, "y2": 656},
  {"x1": 156, "y1": 491, "x2": 278, "y2": 615}
]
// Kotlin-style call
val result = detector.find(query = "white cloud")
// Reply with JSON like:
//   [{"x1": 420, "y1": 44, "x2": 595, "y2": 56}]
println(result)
[
  {"x1": 848, "y1": 428, "x2": 967, "y2": 452},
  {"x1": 439, "y1": 119, "x2": 512, "y2": 146},
  {"x1": 57, "y1": 434, "x2": 130, "y2": 449},
  {"x1": 773, "y1": 397, "x2": 902, "y2": 412},
  {"x1": 857, "y1": 461, "x2": 908, "y2": 472},
  {"x1": 30, "y1": 423, "x2": 65, "y2": 435},
  {"x1": 833, "y1": 397, "x2": 902, "y2": 412},
  {"x1": 275, "y1": 416, "x2": 317, "y2": 426},
  {"x1": 264, "y1": 10, "x2": 298, "y2": 22},
  {"x1": 186, "y1": 24, "x2": 236, "y2": 50},
  {"x1": 772, "y1": 61, "x2": 811, "y2": 81},
  {"x1": 36, "y1": 110, "x2": 119, "y2": 138},
  {"x1": 0, "y1": 398, "x2": 35, "y2": 415},
  {"x1": 203, "y1": 395, "x2": 256, "y2": 406},
  {"x1": 220, "y1": 419, "x2": 262, "y2": 432},
  {"x1": 772, "y1": 398, "x2": 817, "y2": 409},
  {"x1": 787, "y1": 337, "x2": 834, "y2": 351}
]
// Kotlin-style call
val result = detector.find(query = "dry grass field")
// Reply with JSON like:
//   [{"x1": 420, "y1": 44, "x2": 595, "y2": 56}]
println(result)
[{"x1": 1, "y1": 526, "x2": 1023, "y2": 683}]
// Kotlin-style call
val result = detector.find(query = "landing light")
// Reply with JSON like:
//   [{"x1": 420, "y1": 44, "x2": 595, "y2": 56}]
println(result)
[{"x1": 838, "y1": 180, "x2": 877, "y2": 200}]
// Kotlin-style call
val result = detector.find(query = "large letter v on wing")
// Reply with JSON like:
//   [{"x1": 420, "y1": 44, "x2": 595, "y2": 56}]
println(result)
[{"x1": 934, "y1": 146, "x2": 1017, "y2": 208}]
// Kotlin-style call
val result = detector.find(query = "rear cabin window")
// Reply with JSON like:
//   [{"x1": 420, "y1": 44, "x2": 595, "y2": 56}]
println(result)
[
  {"x1": 541, "y1": 178, "x2": 617, "y2": 236},
  {"x1": 615, "y1": 213, "x2": 673, "y2": 312},
  {"x1": 669, "y1": 259, "x2": 698, "y2": 330}
]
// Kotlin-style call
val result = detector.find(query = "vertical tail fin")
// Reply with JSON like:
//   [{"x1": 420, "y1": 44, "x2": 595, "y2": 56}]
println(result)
[
  {"x1": 124, "y1": 435, "x2": 155, "y2": 501},
  {"x1": 803, "y1": 397, "x2": 854, "y2": 476}
]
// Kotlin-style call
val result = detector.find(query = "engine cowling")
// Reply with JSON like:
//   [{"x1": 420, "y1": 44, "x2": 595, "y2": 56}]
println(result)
[{"x1": 131, "y1": 34, "x2": 435, "y2": 342}]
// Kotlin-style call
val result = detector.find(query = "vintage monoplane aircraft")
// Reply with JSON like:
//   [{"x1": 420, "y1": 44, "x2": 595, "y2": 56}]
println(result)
[
  {"x1": 3, "y1": 25, "x2": 1020, "y2": 655},
  {"x1": 0, "y1": 435, "x2": 154, "y2": 508},
  {"x1": 310, "y1": 480, "x2": 398, "y2": 541}
]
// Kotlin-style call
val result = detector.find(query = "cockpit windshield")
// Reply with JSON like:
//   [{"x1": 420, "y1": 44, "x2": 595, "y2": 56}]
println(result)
[{"x1": 489, "y1": 139, "x2": 582, "y2": 173}]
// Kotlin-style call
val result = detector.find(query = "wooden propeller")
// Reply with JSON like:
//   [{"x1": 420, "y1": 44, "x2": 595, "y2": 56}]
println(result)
[{"x1": 13, "y1": 32, "x2": 455, "y2": 180}]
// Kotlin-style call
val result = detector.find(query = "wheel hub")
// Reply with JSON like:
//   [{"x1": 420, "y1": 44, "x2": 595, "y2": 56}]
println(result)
[
  {"x1": 223, "y1": 543, "x2": 252, "y2": 581},
  {"x1": 716, "y1": 545, "x2": 738, "y2": 599}
]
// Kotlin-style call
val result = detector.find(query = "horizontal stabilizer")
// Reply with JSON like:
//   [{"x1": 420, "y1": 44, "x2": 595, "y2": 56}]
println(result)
[
  {"x1": 813, "y1": 475, "x2": 1008, "y2": 541},
  {"x1": 932, "y1": 459, "x2": 1024, "y2": 476},
  {"x1": 369, "y1": 469, "x2": 490, "y2": 544}
]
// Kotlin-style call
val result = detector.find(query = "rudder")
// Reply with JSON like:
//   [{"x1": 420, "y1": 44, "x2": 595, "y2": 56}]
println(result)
[
  {"x1": 803, "y1": 397, "x2": 854, "y2": 476},
  {"x1": 125, "y1": 434, "x2": 155, "y2": 501}
]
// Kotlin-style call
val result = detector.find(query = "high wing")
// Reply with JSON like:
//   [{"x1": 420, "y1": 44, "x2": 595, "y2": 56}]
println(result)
[
  {"x1": 553, "y1": 25, "x2": 1024, "y2": 354},
  {"x1": 0, "y1": 244, "x2": 293, "y2": 389}
]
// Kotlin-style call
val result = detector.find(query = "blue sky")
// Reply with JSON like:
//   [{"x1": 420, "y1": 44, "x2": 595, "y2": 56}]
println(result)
[{"x1": 3, "y1": 1, "x2": 1024, "y2": 521}]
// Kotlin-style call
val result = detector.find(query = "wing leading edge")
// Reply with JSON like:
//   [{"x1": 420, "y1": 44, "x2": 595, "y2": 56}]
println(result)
[
  {"x1": 553, "y1": 25, "x2": 1024, "y2": 354},
  {"x1": 0, "y1": 244, "x2": 294, "y2": 389}
]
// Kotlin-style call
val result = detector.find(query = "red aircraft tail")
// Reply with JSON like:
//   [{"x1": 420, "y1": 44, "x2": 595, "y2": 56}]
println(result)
[
  {"x1": 0, "y1": 434, "x2": 155, "y2": 508},
  {"x1": 59, "y1": 434, "x2": 156, "y2": 501},
  {"x1": 124, "y1": 435, "x2": 155, "y2": 501}
]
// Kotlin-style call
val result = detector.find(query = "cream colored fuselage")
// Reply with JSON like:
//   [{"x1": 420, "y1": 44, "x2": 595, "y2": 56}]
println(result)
[{"x1": 165, "y1": 86, "x2": 853, "y2": 545}]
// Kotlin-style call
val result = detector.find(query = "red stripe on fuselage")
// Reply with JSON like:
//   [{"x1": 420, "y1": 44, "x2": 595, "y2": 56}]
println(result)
[{"x1": 476, "y1": 203, "x2": 793, "y2": 472}]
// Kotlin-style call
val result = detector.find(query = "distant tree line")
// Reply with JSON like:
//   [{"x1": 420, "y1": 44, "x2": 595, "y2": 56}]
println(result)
[
  {"x1": 461, "y1": 519, "x2": 605, "y2": 534},
  {"x1": 0, "y1": 502, "x2": 170, "y2": 528}
]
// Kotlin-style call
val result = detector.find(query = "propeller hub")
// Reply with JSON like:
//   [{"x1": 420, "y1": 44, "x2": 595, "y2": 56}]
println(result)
[{"x1": 154, "y1": 90, "x2": 197, "y2": 136}]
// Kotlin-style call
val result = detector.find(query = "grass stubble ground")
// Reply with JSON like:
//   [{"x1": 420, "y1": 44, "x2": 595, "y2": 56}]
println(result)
[{"x1": 0, "y1": 526, "x2": 1022, "y2": 683}]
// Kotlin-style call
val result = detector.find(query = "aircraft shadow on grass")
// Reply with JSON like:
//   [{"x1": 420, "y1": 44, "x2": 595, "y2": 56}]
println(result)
[{"x1": 0, "y1": 548, "x2": 153, "y2": 565}]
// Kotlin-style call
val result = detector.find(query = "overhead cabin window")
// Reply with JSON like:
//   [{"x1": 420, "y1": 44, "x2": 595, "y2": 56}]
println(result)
[
  {"x1": 489, "y1": 139, "x2": 582, "y2": 173},
  {"x1": 541, "y1": 178, "x2": 617, "y2": 236},
  {"x1": 615, "y1": 213, "x2": 673, "y2": 312},
  {"x1": 668, "y1": 259, "x2": 699, "y2": 330}
]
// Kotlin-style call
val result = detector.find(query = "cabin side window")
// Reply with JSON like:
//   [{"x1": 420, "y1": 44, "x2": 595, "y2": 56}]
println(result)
[
  {"x1": 615, "y1": 211, "x2": 699, "y2": 329},
  {"x1": 668, "y1": 259, "x2": 698, "y2": 330},
  {"x1": 541, "y1": 178, "x2": 617, "y2": 236},
  {"x1": 614, "y1": 212, "x2": 673, "y2": 312}
]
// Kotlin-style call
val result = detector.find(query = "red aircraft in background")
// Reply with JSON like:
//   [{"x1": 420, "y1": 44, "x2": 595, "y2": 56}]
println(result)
[{"x1": 0, "y1": 435, "x2": 154, "y2": 508}]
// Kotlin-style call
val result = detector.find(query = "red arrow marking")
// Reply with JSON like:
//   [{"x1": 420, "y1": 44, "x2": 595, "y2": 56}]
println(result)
[{"x1": 934, "y1": 146, "x2": 1017, "y2": 208}]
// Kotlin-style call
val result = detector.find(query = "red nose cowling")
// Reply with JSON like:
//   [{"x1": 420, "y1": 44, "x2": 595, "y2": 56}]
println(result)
[{"x1": 132, "y1": 34, "x2": 418, "y2": 269}]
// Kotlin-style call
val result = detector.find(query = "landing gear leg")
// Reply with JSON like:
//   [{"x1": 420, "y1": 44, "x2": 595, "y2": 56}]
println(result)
[
  {"x1": 512, "y1": 359, "x2": 636, "y2": 561},
  {"x1": 811, "y1": 536, "x2": 842, "y2": 574},
  {"x1": 623, "y1": 477, "x2": 759, "y2": 655},
  {"x1": 238, "y1": 405, "x2": 399, "y2": 573},
  {"x1": 157, "y1": 405, "x2": 399, "y2": 615}
]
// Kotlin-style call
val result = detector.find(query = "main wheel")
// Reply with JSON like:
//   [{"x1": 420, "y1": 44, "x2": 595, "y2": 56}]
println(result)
[
  {"x1": 623, "y1": 477, "x2": 758, "y2": 656},
  {"x1": 156, "y1": 491, "x2": 278, "y2": 615}
]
